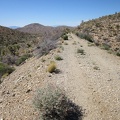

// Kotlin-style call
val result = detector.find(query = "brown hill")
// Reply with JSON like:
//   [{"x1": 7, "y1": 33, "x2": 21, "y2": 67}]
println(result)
[
  {"x1": 17, "y1": 23, "x2": 73, "y2": 40},
  {"x1": 75, "y1": 12, "x2": 120, "y2": 55}
]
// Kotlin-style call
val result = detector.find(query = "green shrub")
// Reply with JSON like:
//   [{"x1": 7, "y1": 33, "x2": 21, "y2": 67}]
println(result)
[
  {"x1": 47, "y1": 61, "x2": 56, "y2": 73},
  {"x1": 0, "y1": 62, "x2": 15, "y2": 79},
  {"x1": 77, "y1": 49, "x2": 85, "y2": 55},
  {"x1": 15, "y1": 54, "x2": 32, "y2": 66},
  {"x1": 33, "y1": 85, "x2": 83, "y2": 120},
  {"x1": 101, "y1": 43, "x2": 111, "y2": 50},
  {"x1": 62, "y1": 35, "x2": 68, "y2": 40},
  {"x1": 54, "y1": 55, "x2": 63, "y2": 61},
  {"x1": 116, "y1": 52, "x2": 120, "y2": 56}
]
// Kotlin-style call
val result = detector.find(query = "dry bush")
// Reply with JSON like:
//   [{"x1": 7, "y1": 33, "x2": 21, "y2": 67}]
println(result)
[
  {"x1": 33, "y1": 85, "x2": 83, "y2": 120},
  {"x1": 34, "y1": 40, "x2": 57, "y2": 58},
  {"x1": 47, "y1": 61, "x2": 57, "y2": 73}
]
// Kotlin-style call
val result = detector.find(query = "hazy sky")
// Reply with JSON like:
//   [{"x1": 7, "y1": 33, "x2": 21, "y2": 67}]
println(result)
[{"x1": 0, "y1": 0, "x2": 120, "y2": 27}]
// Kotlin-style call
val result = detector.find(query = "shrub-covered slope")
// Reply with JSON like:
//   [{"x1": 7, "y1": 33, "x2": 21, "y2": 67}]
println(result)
[
  {"x1": 76, "y1": 12, "x2": 120, "y2": 55},
  {"x1": 0, "y1": 25, "x2": 40, "y2": 64}
]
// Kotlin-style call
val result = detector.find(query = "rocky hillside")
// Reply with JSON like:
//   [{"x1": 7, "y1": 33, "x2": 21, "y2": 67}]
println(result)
[
  {"x1": 0, "y1": 24, "x2": 70, "y2": 80},
  {"x1": 76, "y1": 12, "x2": 120, "y2": 55},
  {"x1": 0, "y1": 25, "x2": 40, "y2": 64},
  {"x1": 17, "y1": 23, "x2": 73, "y2": 41}
]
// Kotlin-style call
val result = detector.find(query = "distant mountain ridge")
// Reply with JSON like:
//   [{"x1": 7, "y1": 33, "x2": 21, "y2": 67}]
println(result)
[
  {"x1": 17, "y1": 23, "x2": 73, "y2": 40},
  {"x1": 9, "y1": 26, "x2": 20, "y2": 29}
]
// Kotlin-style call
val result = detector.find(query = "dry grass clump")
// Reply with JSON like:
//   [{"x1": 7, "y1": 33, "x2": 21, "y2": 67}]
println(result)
[{"x1": 47, "y1": 61, "x2": 56, "y2": 73}]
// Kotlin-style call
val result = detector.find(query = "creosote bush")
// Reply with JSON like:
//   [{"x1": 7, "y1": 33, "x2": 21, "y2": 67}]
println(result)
[
  {"x1": 77, "y1": 49, "x2": 85, "y2": 55},
  {"x1": 116, "y1": 52, "x2": 120, "y2": 56},
  {"x1": 0, "y1": 62, "x2": 15, "y2": 80},
  {"x1": 33, "y1": 85, "x2": 83, "y2": 120},
  {"x1": 62, "y1": 34, "x2": 68, "y2": 40},
  {"x1": 64, "y1": 42, "x2": 68, "y2": 45},
  {"x1": 47, "y1": 61, "x2": 56, "y2": 73},
  {"x1": 54, "y1": 55, "x2": 63, "y2": 61},
  {"x1": 15, "y1": 54, "x2": 32, "y2": 66}
]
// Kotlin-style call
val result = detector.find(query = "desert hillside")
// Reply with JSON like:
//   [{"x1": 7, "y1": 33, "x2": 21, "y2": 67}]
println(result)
[
  {"x1": 0, "y1": 25, "x2": 39, "y2": 63},
  {"x1": 0, "y1": 25, "x2": 41, "y2": 80},
  {"x1": 0, "y1": 33, "x2": 120, "y2": 120},
  {"x1": 75, "y1": 12, "x2": 120, "y2": 55}
]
